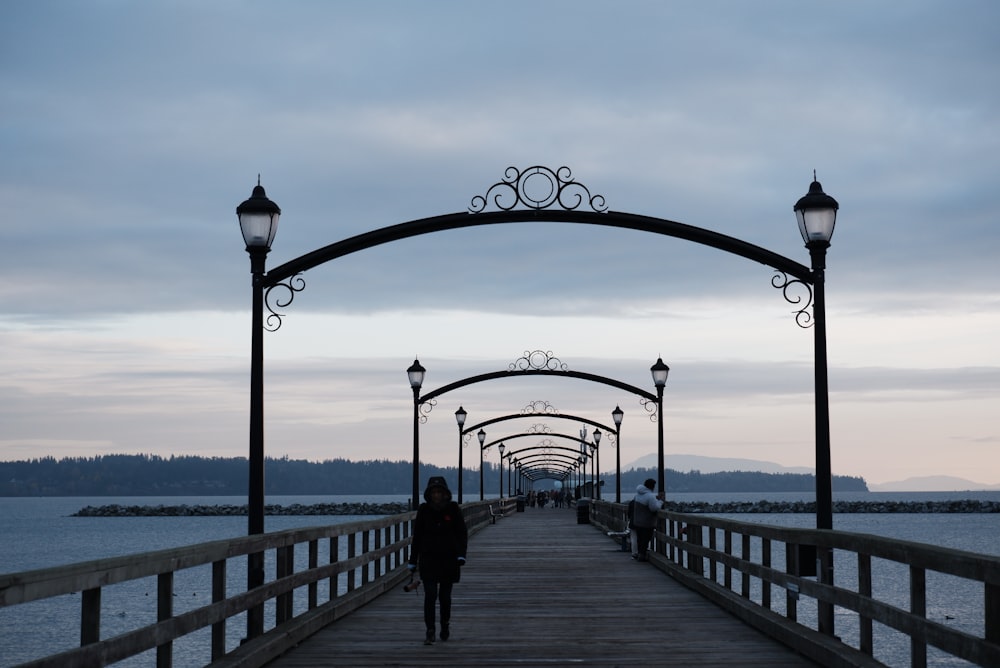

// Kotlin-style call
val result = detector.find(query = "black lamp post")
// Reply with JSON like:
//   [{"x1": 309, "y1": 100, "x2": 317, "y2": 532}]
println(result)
[
  {"x1": 508, "y1": 457, "x2": 515, "y2": 496},
  {"x1": 612, "y1": 406, "x2": 624, "y2": 502},
  {"x1": 497, "y1": 443, "x2": 505, "y2": 499},
  {"x1": 587, "y1": 443, "x2": 597, "y2": 499},
  {"x1": 650, "y1": 357, "x2": 670, "y2": 496},
  {"x1": 454, "y1": 406, "x2": 467, "y2": 503},
  {"x1": 795, "y1": 174, "x2": 839, "y2": 636},
  {"x1": 593, "y1": 429, "x2": 602, "y2": 500},
  {"x1": 794, "y1": 174, "x2": 839, "y2": 533},
  {"x1": 236, "y1": 179, "x2": 280, "y2": 640},
  {"x1": 407, "y1": 359, "x2": 426, "y2": 509},
  {"x1": 477, "y1": 429, "x2": 486, "y2": 501}
]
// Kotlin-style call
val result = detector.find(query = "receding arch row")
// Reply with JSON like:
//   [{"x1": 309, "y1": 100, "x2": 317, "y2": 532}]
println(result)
[
  {"x1": 465, "y1": 413, "x2": 619, "y2": 439},
  {"x1": 486, "y1": 438, "x2": 600, "y2": 497}
]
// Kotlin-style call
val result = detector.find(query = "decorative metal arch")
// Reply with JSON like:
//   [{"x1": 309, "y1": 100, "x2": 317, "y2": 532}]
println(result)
[
  {"x1": 259, "y1": 166, "x2": 815, "y2": 330},
  {"x1": 418, "y1": 350, "x2": 657, "y2": 421}
]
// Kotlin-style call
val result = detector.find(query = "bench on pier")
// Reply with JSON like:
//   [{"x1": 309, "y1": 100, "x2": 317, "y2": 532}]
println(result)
[
  {"x1": 606, "y1": 522, "x2": 632, "y2": 552},
  {"x1": 488, "y1": 504, "x2": 502, "y2": 524}
]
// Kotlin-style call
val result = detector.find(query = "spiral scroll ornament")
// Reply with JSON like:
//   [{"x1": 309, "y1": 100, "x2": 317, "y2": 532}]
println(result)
[
  {"x1": 772, "y1": 271, "x2": 815, "y2": 328},
  {"x1": 525, "y1": 423, "x2": 553, "y2": 434},
  {"x1": 521, "y1": 400, "x2": 559, "y2": 415},
  {"x1": 639, "y1": 397, "x2": 658, "y2": 423},
  {"x1": 509, "y1": 350, "x2": 569, "y2": 372},
  {"x1": 469, "y1": 166, "x2": 608, "y2": 213},
  {"x1": 418, "y1": 398, "x2": 436, "y2": 424},
  {"x1": 534, "y1": 438, "x2": 559, "y2": 453},
  {"x1": 263, "y1": 275, "x2": 306, "y2": 332}
]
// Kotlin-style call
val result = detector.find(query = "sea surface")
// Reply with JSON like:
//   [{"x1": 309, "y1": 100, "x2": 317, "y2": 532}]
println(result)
[{"x1": 1, "y1": 491, "x2": 998, "y2": 667}]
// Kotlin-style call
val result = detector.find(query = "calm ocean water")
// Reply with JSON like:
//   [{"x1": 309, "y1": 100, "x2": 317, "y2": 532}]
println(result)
[{"x1": 1, "y1": 491, "x2": 998, "y2": 667}]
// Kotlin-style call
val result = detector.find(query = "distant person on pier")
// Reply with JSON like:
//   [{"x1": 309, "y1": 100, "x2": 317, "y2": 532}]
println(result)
[
  {"x1": 408, "y1": 476, "x2": 468, "y2": 645},
  {"x1": 631, "y1": 478, "x2": 665, "y2": 561}
]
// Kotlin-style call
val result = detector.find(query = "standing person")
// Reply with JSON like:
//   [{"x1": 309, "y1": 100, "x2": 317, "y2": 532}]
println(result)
[
  {"x1": 408, "y1": 476, "x2": 468, "y2": 645},
  {"x1": 631, "y1": 478, "x2": 665, "y2": 561}
]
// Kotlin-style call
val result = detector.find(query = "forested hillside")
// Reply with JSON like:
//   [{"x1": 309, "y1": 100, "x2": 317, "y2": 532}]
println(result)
[{"x1": 0, "y1": 454, "x2": 868, "y2": 496}]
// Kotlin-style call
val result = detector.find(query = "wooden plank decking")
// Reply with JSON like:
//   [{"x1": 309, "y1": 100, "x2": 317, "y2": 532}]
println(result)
[{"x1": 265, "y1": 505, "x2": 819, "y2": 667}]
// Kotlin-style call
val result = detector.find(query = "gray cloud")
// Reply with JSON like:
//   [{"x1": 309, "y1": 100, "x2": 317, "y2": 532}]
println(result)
[{"x1": 2, "y1": 2, "x2": 998, "y2": 484}]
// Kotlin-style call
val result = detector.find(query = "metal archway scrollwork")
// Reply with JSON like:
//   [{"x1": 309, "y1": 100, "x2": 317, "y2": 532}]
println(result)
[
  {"x1": 418, "y1": 398, "x2": 436, "y2": 424},
  {"x1": 639, "y1": 396, "x2": 658, "y2": 422},
  {"x1": 469, "y1": 165, "x2": 608, "y2": 213},
  {"x1": 772, "y1": 271, "x2": 815, "y2": 328},
  {"x1": 509, "y1": 350, "x2": 569, "y2": 372},
  {"x1": 521, "y1": 400, "x2": 559, "y2": 414},
  {"x1": 263, "y1": 275, "x2": 306, "y2": 332}
]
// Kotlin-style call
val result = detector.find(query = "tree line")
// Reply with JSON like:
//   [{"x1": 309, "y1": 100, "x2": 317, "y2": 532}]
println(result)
[{"x1": 0, "y1": 454, "x2": 868, "y2": 496}]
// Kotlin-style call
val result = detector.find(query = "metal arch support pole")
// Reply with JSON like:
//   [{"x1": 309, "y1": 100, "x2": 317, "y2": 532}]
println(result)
[
  {"x1": 656, "y1": 386, "x2": 665, "y2": 497},
  {"x1": 595, "y1": 443, "x2": 601, "y2": 500},
  {"x1": 811, "y1": 243, "x2": 835, "y2": 636},
  {"x1": 412, "y1": 391, "x2": 420, "y2": 510},
  {"x1": 615, "y1": 425, "x2": 622, "y2": 503},
  {"x1": 247, "y1": 247, "x2": 267, "y2": 640},
  {"x1": 457, "y1": 429, "x2": 463, "y2": 504}
]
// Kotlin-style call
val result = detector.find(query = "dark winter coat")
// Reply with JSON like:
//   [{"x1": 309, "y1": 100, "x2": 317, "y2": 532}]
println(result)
[
  {"x1": 410, "y1": 499, "x2": 469, "y2": 583},
  {"x1": 631, "y1": 483, "x2": 664, "y2": 529}
]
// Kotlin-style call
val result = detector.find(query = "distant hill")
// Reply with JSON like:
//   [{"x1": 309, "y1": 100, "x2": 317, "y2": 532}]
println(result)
[
  {"x1": 626, "y1": 453, "x2": 814, "y2": 475},
  {"x1": 625, "y1": 454, "x2": 998, "y2": 492},
  {"x1": 869, "y1": 476, "x2": 1000, "y2": 492}
]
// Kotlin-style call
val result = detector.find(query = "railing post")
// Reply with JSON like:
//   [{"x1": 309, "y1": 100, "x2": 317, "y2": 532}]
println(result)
[
  {"x1": 858, "y1": 553, "x2": 873, "y2": 656},
  {"x1": 708, "y1": 527, "x2": 718, "y2": 583},
  {"x1": 362, "y1": 531, "x2": 372, "y2": 586},
  {"x1": 785, "y1": 542, "x2": 799, "y2": 624},
  {"x1": 761, "y1": 538, "x2": 771, "y2": 610},
  {"x1": 157, "y1": 572, "x2": 173, "y2": 668},
  {"x1": 911, "y1": 565, "x2": 927, "y2": 668},
  {"x1": 987, "y1": 581, "x2": 1000, "y2": 644},
  {"x1": 308, "y1": 539, "x2": 319, "y2": 609},
  {"x1": 723, "y1": 530, "x2": 733, "y2": 591},
  {"x1": 211, "y1": 560, "x2": 227, "y2": 661},
  {"x1": 741, "y1": 534, "x2": 751, "y2": 599},
  {"x1": 347, "y1": 534, "x2": 357, "y2": 591},
  {"x1": 329, "y1": 536, "x2": 340, "y2": 600},
  {"x1": 276, "y1": 544, "x2": 294, "y2": 624},
  {"x1": 81, "y1": 587, "x2": 101, "y2": 646}
]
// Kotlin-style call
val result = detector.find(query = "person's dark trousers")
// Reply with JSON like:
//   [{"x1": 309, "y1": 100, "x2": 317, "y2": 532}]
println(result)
[
  {"x1": 422, "y1": 578, "x2": 453, "y2": 631},
  {"x1": 635, "y1": 526, "x2": 654, "y2": 560}
]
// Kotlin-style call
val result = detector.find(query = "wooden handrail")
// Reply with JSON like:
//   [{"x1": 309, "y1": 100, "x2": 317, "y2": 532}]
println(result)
[
  {"x1": 1, "y1": 501, "x2": 497, "y2": 667},
  {"x1": 590, "y1": 500, "x2": 1000, "y2": 667}
]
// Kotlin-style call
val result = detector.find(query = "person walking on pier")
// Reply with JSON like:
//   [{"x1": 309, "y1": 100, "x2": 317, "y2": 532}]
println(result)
[
  {"x1": 631, "y1": 478, "x2": 665, "y2": 561},
  {"x1": 408, "y1": 476, "x2": 468, "y2": 645}
]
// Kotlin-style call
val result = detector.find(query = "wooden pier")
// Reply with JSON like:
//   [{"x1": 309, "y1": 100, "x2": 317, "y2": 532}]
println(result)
[
  {"x1": 6, "y1": 499, "x2": 997, "y2": 666},
  {"x1": 264, "y1": 506, "x2": 818, "y2": 667}
]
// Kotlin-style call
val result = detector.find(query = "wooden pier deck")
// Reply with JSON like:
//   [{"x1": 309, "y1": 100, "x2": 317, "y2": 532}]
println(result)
[{"x1": 265, "y1": 506, "x2": 818, "y2": 667}]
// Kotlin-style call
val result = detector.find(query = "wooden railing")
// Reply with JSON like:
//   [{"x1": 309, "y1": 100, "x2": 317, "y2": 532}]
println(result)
[
  {"x1": 0, "y1": 499, "x2": 508, "y2": 668},
  {"x1": 590, "y1": 500, "x2": 1000, "y2": 668}
]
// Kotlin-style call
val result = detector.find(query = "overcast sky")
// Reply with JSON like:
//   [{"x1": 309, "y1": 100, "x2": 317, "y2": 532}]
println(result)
[{"x1": 2, "y1": 1, "x2": 998, "y2": 491}]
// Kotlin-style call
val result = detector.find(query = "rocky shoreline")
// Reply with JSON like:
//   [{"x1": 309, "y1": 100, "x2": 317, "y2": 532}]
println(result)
[{"x1": 70, "y1": 499, "x2": 1000, "y2": 517}]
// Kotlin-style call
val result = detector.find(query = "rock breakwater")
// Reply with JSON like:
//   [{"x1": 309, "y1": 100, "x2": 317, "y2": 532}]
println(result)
[
  {"x1": 665, "y1": 499, "x2": 1000, "y2": 514},
  {"x1": 71, "y1": 502, "x2": 409, "y2": 517},
  {"x1": 71, "y1": 499, "x2": 1000, "y2": 517}
]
